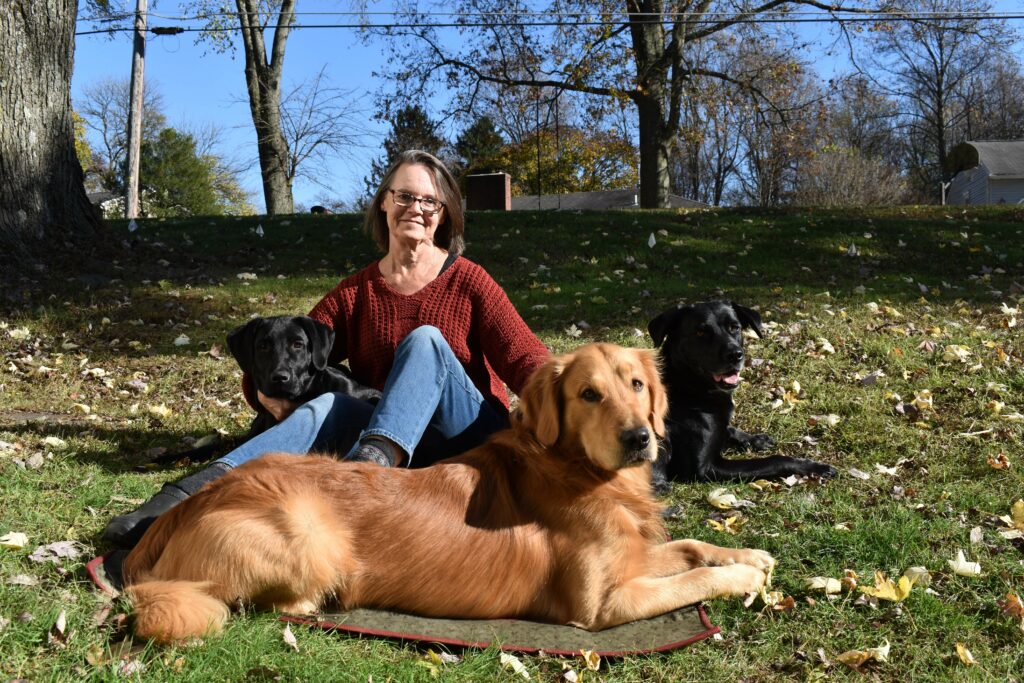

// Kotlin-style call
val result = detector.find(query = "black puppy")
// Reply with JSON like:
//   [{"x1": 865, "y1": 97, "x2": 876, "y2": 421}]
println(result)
[
  {"x1": 154, "y1": 316, "x2": 379, "y2": 466},
  {"x1": 228, "y1": 315, "x2": 380, "y2": 436},
  {"x1": 648, "y1": 301, "x2": 837, "y2": 484}
]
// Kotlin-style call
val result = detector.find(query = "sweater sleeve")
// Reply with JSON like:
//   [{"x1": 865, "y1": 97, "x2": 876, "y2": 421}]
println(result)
[
  {"x1": 308, "y1": 272, "x2": 359, "y2": 367},
  {"x1": 471, "y1": 265, "x2": 549, "y2": 396}
]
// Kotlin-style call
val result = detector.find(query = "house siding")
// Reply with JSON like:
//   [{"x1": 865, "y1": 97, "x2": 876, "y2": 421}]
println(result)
[
  {"x1": 949, "y1": 165, "x2": 990, "y2": 205},
  {"x1": 988, "y1": 178, "x2": 1024, "y2": 205}
]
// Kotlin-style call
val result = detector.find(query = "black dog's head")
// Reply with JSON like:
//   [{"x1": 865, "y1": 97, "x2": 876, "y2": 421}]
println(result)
[
  {"x1": 648, "y1": 301, "x2": 763, "y2": 394},
  {"x1": 227, "y1": 316, "x2": 334, "y2": 400}
]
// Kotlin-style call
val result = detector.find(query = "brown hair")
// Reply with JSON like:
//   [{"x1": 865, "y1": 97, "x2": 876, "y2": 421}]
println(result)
[{"x1": 363, "y1": 150, "x2": 465, "y2": 255}]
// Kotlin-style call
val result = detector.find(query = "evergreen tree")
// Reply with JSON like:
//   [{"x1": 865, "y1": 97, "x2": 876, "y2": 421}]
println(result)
[
  {"x1": 454, "y1": 116, "x2": 505, "y2": 188},
  {"x1": 365, "y1": 104, "x2": 448, "y2": 195}
]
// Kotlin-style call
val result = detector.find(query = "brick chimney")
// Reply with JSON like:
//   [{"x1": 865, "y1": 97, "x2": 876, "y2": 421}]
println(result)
[{"x1": 466, "y1": 173, "x2": 511, "y2": 211}]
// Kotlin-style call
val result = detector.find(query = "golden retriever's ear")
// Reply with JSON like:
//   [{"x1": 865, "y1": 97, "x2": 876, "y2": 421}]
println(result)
[
  {"x1": 516, "y1": 356, "x2": 567, "y2": 446},
  {"x1": 639, "y1": 349, "x2": 669, "y2": 437}
]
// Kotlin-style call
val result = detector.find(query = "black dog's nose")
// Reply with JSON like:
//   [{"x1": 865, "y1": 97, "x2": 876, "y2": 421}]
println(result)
[
  {"x1": 726, "y1": 349, "x2": 744, "y2": 364},
  {"x1": 620, "y1": 427, "x2": 651, "y2": 451},
  {"x1": 271, "y1": 371, "x2": 291, "y2": 385}
]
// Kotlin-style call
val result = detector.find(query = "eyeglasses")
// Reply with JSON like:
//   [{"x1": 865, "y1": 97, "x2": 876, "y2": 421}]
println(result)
[{"x1": 388, "y1": 189, "x2": 445, "y2": 215}]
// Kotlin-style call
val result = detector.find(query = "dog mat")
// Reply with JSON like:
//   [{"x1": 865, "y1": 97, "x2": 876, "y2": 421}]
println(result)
[{"x1": 87, "y1": 552, "x2": 718, "y2": 656}]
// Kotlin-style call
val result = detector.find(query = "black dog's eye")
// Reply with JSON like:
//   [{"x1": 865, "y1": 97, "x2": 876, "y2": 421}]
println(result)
[
  {"x1": 632, "y1": 379, "x2": 644, "y2": 392},
  {"x1": 729, "y1": 323, "x2": 741, "y2": 333},
  {"x1": 695, "y1": 327, "x2": 708, "y2": 338},
  {"x1": 581, "y1": 388, "x2": 601, "y2": 403},
  {"x1": 290, "y1": 340, "x2": 305, "y2": 350}
]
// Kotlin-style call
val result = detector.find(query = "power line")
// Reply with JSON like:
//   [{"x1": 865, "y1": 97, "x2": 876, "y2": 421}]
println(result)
[{"x1": 75, "y1": 11, "x2": 1024, "y2": 36}]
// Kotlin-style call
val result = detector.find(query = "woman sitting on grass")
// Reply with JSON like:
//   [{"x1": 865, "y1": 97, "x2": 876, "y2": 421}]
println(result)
[{"x1": 103, "y1": 149, "x2": 550, "y2": 548}]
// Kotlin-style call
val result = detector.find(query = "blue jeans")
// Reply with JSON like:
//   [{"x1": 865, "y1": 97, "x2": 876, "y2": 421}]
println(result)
[{"x1": 216, "y1": 326, "x2": 507, "y2": 468}]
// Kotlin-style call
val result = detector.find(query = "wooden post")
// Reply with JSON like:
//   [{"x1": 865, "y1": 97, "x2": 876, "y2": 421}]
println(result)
[{"x1": 124, "y1": 0, "x2": 147, "y2": 219}]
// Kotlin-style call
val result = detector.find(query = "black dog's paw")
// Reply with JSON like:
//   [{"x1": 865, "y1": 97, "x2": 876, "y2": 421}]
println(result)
[
  {"x1": 726, "y1": 427, "x2": 776, "y2": 452},
  {"x1": 651, "y1": 472, "x2": 673, "y2": 497},
  {"x1": 745, "y1": 433, "x2": 776, "y2": 452},
  {"x1": 803, "y1": 460, "x2": 838, "y2": 480}
]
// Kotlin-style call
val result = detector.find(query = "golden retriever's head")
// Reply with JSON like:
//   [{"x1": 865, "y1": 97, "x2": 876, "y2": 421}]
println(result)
[{"x1": 517, "y1": 343, "x2": 668, "y2": 471}]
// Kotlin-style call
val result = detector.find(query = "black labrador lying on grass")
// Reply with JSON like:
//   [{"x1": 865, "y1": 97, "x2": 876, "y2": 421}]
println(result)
[
  {"x1": 155, "y1": 316, "x2": 379, "y2": 465},
  {"x1": 228, "y1": 315, "x2": 380, "y2": 435},
  {"x1": 648, "y1": 301, "x2": 837, "y2": 486}
]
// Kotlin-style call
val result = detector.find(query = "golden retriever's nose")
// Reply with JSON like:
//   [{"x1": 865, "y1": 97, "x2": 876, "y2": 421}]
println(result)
[{"x1": 619, "y1": 427, "x2": 651, "y2": 452}]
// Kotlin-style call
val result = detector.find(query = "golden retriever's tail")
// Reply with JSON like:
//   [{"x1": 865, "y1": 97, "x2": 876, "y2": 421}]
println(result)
[{"x1": 127, "y1": 580, "x2": 229, "y2": 643}]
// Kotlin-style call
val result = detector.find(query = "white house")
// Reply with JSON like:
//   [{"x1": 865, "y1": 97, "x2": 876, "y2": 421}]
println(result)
[{"x1": 946, "y1": 141, "x2": 1024, "y2": 205}]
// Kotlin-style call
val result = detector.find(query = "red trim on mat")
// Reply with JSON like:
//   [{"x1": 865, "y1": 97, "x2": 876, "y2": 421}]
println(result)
[
  {"x1": 86, "y1": 553, "x2": 118, "y2": 597},
  {"x1": 281, "y1": 605, "x2": 720, "y2": 657}
]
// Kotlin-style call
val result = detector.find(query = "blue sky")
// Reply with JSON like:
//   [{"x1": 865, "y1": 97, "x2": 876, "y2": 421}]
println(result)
[{"x1": 72, "y1": 2, "x2": 1024, "y2": 213}]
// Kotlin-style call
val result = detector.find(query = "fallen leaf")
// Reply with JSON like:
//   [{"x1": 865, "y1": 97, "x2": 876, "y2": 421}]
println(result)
[
  {"x1": 955, "y1": 643, "x2": 977, "y2": 666},
  {"x1": 806, "y1": 577, "x2": 842, "y2": 594},
  {"x1": 848, "y1": 467, "x2": 871, "y2": 480},
  {"x1": 947, "y1": 550, "x2": 982, "y2": 577},
  {"x1": 942, "y1": 345, "x2": 972, "y2": 362},
  {"x1": 998, "y1": 592, "x2": 1024, "y2": 631},
  {"x1": 987, "y1": 452, "x2": 1011, "y2": 470},
  {"x1": 807, "y1": 414, "x2": 841, "y2": 427},
  {"x1": 837, "y1": 639, "x2": 890, "y2": 669},
  {"x1": 859, "y1": 571, "x2": 914, "y2": 601},
  {"x1": 707, "y1": 515, "x2": 746, "y2": 535},
  {"x1": 1000, "y1": 500, "x2": 1024, "y2": 531},
  {"x1": 173, "y1": 334, "x2": 190, "y2": 346},
  {"x1": 707, "y1": 488, "x2": 739, "y2": 510},
  {"x1": 48, "y1": 609, "x2": 68, "y2": 648},
  {"x1": 8, "y1": 574, "x2": 39, "y2": 586},
  {"x1": 147, "y1": 404, "x2": 172, "y2": 419},
  {"x1": 29, "y1": 541, "x2": 84, "y2": 565},
  {"x1": 500, "y1": 652, "x2": 530, "y2": 679},
  {"x1": 1, "y1": 532, "x2": 29, "y2": 549},
  {"x1": 581, "y1": 649, "x2": 601, "y2": 671},
  {"x1": 41, "y1": 436, "x2": 67, "y2": 449},
  {"x1": 902, "y1": 566, "x2": 931, "y2": 587},
  {"x1": 282, "y1": 623, "x2": 299, "y2": 652}
]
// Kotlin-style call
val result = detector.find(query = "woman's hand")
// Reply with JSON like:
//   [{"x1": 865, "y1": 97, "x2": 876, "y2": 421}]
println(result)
[{"x1": 257, "y1": 391, "x2": 300, "y2": 422}]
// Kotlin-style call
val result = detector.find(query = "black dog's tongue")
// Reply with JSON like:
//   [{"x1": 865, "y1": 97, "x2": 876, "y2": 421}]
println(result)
[{"x1": 713, "y1": 372, "x2": 740, "y2": 385}]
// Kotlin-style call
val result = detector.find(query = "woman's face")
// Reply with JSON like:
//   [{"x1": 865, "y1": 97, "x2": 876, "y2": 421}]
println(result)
[{"x1": 383, "y1": 163, "x2": 446, "y2": 250}]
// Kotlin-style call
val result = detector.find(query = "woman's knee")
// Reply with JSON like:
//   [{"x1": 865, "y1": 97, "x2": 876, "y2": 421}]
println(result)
[
  {"x1": 399, "y1": 325, "x2": 447, "y2": 350},
  {"x1": 396, "y1": 326, "x2": 456, "y2": 363}
]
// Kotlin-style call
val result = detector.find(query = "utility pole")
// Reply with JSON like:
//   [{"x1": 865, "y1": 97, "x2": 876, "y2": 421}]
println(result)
[{"x1": 124, "y1": 0, "x2": 147, "y2": 219}]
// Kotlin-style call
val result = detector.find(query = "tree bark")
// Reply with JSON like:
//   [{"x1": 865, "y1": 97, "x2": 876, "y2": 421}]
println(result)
[
  {"x1": 0, "y1": 0, "x2": 103, "y2": 283},
  {"x1": 236, "y1": 0, "x2": 295, "y2": 215},
  {"x1": 627, "y1": 0, "x2": 679, "y2": 208}
]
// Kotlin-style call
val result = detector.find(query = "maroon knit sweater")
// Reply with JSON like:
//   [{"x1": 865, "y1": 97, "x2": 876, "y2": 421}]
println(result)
[{"x1": 305, "y1": 256, "x2": 549, "y2": 413}]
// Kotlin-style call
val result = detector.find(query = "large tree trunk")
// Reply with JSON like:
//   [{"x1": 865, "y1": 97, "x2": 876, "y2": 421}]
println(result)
[
  {"x1": 236, "y1": 0, "x2": 295, "y2": 215},
  {"x1": 627, "y1": 0, "x2": 675, "y2": 208},
  {"x1": 0, "y1": 0, "x2": 102, "y2": 278},
  {"x1": 634, "y1": 94, "x2": 673, "y2": 208}
]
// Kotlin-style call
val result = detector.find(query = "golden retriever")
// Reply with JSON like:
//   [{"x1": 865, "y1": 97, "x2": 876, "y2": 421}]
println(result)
[{"x1": 123, "y1": 343, "x2": 774, "y2": 643}]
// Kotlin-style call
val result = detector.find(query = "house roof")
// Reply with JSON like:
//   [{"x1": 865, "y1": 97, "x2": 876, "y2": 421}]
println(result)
[
  {"x1": 87, "y1": 191, "x2": 119, "y2": 205},
  {"x1": 947, "y1": 141, "x2": 1024, "y2": 178},
  {"x1": 509, "y1": 189, "x2": 706, "y2": 210}
]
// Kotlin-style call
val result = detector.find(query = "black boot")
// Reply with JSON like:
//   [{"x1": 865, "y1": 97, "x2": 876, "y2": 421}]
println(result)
[
  {"x1": 102, "y1": 462, "x2": 232, "y2": 548},
  {"x1": 344, "y1": 437, "x2": 403, "y2": 467}
]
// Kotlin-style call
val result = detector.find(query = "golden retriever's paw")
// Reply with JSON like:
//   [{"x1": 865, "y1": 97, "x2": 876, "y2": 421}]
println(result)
[
  {"x1": 721, "y1": 564, "x2": 768, "y2": 596},
  {"x1": 273, "y1": 599, "x2": 319, "y2": 615},
  {"x1": 734, "y1": 548, "x2": 775, "y2": 572}
]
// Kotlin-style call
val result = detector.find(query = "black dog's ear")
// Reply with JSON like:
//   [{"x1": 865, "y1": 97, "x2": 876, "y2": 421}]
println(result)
[
  {"x1": 647, "y1": 304, "x2": 691, "y2": 348},
  {"x1": 730, "y1": 302, "x2": 764, "y2": 338},
  {"x1": 297, "y1": 316, "x2": 335, "y2": 371},
  {"x1": 227, "y1": 318, "x2": 263, "y2": 372}
]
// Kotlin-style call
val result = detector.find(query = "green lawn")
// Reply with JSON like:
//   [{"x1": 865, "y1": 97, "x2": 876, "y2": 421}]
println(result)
[{"x1": 1, "y1": 206, "x2": 1022, "y2": 681}]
